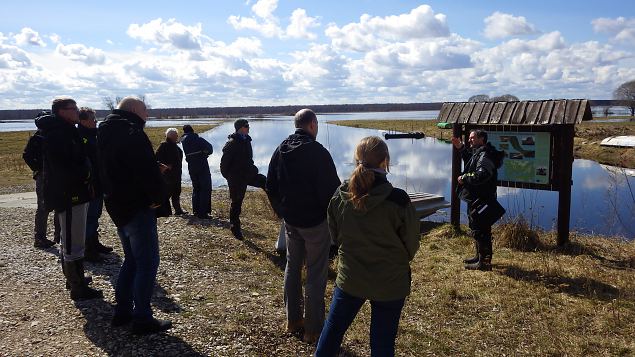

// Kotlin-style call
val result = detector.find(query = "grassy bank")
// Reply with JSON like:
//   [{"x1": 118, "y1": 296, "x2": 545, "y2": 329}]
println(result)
[
  {"x1": 187, "y1": 191, "x2": 635, "y2": 355},
  {"x1": 329, "y1": 119, "x2": 635, "y2": 168},
  {"x1": 0, "y1": 124, "x2": 217, "y2": 189}
]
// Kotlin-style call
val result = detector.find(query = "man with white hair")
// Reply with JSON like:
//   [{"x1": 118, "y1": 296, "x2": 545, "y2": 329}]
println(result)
[
  {"x1": 156, "y1": 127, "x2": 186, "y2": 216},
  {"x1": 98, "y1": 96, "x2": 171, "y2": 335}
]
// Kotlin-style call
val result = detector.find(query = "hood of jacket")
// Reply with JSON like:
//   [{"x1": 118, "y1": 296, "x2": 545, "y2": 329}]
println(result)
[
  {"x1": 35, "y1": 113, "x2": 69, "y2": 131},
  {"x1": 181, "y1": 132, "x2": 199, "y2": 144},
  {"x1": 227, "y1": 132, "x2": 252, "y2": 142},
  {"x1": 337, "y1": 173, "x2": 392, "y2": 214},
  {"x1": 279, "y1": 129, "x2": 316, "y2": 157},
  {"x1": 100, "y1": 109, "x2": 145, "y2": 130}
]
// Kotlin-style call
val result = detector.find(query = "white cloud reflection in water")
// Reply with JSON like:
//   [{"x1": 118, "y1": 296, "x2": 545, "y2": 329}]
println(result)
[{"x1": 180, "y1": 120, "x2": 634, "y2": 239}]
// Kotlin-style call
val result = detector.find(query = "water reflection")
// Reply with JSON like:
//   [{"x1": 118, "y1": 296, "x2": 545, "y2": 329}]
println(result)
[{"x1": 186, "y1": 120, "x2": 634, "y2": 239}]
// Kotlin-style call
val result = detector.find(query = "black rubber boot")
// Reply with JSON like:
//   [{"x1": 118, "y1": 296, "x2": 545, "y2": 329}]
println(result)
[
  {"x1": 95, "y1": 234, "x2": 113, "y2": 254},
  {"x1": 230, "y1": 224, "x2": 244, "y2": 240},
  {"x1": 463, "y1": 240, "x2": 479, "y2": 264},
  {"x1": 65, "y1": 259, "x2": 103, "y2": 301},
  {"x1": 464, "y1": 235, "x2": 492, "y2": 271},
  {"x1": 131, "y1": 318, "x2": 173, "y2": 335},
  {"x1": 34, "y1": 237, "x2": 56, "y2": 249},
  {"x1": 84, "y1": 234, "x2": 104, "y2": 262}
]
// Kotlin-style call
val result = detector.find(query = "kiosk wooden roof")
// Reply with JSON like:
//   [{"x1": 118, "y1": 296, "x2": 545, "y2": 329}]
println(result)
[{"x1": 438, "y1": 99, "x2": 592, "y2": 125}]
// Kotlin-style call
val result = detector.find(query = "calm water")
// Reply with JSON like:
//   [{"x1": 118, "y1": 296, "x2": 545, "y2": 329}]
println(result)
[
  {"x1": 1, "y1": 112, "x2": 633, "y2": 238},
  {"x1": 188, "y1": 120, "x2": 634, "y2": 239}
]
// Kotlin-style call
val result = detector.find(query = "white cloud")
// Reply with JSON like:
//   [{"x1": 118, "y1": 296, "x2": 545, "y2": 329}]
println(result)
[
  {"x1": 483, "y1": 12, "x2": 539, "y2": 40},
  {"x1": 592, "y1": 17, "x2": 635, "y2": 44},
  {"x1": 13, "y1": 27, "x2": 46, "y2": 47},
  {"x1": 326, "y1": 5, "x2": 449, "y2": 52},
  {"x1": 0, "y1": 42, "x2": 32, "y2": 68},
  {"x1": 127, "y1": 18, "x2": 203, "y2": 50},
  {"x1": 286, "y1": 9, "x2": 320, "y2": 40},
  {"x1": 228, "y1": 0, "x2": 319, "y2": 40},
  {"x1": 49, "y1": 34, "x2": 60, "y2": 44},
  {"x1": 55, "y1": 43, "x2": 106, "y2": 65}
]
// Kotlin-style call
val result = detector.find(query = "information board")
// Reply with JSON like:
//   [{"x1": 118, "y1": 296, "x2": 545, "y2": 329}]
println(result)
[{"x1": 488, "y1": 131, "x2": 552, "y2": 185}]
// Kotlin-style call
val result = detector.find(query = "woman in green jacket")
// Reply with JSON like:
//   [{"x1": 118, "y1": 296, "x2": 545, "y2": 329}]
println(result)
[{"x1": 315, "y1": 136, "x2": 420, "y2": 357}]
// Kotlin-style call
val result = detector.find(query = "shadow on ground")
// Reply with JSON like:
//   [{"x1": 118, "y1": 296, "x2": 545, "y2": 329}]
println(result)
[{"x1": 497, "y1": 264, "x2": 623, "y2": 301}]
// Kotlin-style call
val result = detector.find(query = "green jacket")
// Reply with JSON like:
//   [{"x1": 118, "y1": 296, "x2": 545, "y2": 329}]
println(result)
[{"x1": 328, "y1": 175, "x2": 420, "y2": 301}]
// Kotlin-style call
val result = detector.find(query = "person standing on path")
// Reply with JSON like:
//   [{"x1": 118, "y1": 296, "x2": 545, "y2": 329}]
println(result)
[
  {"x1": 267, "y1": 108, "x2": 341, "y2": 344},
  {"x1": 181, "y1": 125, "x2": 213, "y2": 219},
  {"x1": 315, "y1": 136, "x2": 420, "y2": 357},
  {"x1": 37, "y1": 97, "x2": 103, "y2": 301},
  {"x1": 98, "y1": 96, "x2": 171, "y2": 334},
  {"x1": 220, "y1": 119, "x2": 266, "y2": 239},
  {"x1": 155, "y1": 128, "x2": 187, "y2": 217},
  {"x1": 78, "y1": 107, "x2": 112, "y2": 262},
  {"x1": 23, "y1": 111, "x2": 60, "y2": 249}
]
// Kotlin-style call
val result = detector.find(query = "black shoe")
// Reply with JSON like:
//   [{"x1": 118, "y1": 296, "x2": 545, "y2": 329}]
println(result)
[
  {"x1": 111, "y1": 313, "x2": 133, "y2": 327},
  {"x1": 84, "y1": 250, "x2": 104, "y2": 263},
  {"x1": 231, "y1": 226, "x2": 244, "y2": 240},
  {"x1": 96, "y1": 242, "x2": 113, "y2": 254},
  {"x1": 174, "y1": 210, "x2": 188, "y2": 215},
  {"x1": 70, "y1": 285, "x2": 104, "y2": 301},
  {"x1": 464, "y1": 255, "x2": 492, "y2": 271},
  {"x1": 197, "y1": 214, "x2": 212, "y2": 220},
  {"x1": 131, "y1": 318, "x2": 173, "y2": 335},
  {"x1": 34, "y1": 237, "x2": 55, "y2": 249},
  {"x1": 65, "y1": 276, "x2": 93, "y2": 290}
]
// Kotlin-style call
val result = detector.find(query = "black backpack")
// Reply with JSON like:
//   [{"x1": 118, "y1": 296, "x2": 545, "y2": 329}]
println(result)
[{"x1": 23, "y1": 130, "x2": 44, "y2": 172}]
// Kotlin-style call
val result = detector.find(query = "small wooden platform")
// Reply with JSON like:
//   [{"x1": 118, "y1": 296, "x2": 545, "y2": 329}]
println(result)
[{"x1": 408, "y1": 192, "x2": 450, "y2": 219}]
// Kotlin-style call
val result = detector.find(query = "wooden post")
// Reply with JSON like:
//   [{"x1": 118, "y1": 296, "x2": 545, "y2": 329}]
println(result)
[
  {"x1": 450, "y1": 124, "x2": 462, "y2": 229},
  {"x1": 557, "y1": 125, "x2": 574, "y2": 245}
]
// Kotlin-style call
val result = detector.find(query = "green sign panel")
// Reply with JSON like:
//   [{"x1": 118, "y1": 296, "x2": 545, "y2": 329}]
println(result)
[{"x1": 488, "y1": 131, "x2": 552, "y2": 185}]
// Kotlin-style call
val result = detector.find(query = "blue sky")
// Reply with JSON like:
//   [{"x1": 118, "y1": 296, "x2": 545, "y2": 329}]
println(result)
[{"x1": 1, "y1": 0, "x2": 634, "y2": 109}]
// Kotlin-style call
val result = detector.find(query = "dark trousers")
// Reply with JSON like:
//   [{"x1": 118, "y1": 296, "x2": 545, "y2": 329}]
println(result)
[
  {"x1": 86, "y1": 196, "x2": 103, "y2": 239},
  {"x1": 157, "y1": 179, "x2": 184, "y2": 216},
  {"x1": 34, "y1": 174, "x2": 60, "y2": 240},
  {"x1": 315, "y1": 286, "x2": 405, "y2": 357},
  {"x1": 115, "y1": 208, "x2": 160, "y2": 322},
  {"x1": 189, "y1": 170, "x2": 211, "y2": 216},
  {"x1": 228, "y1": 173, "x2": 266, "y2": 228},
  {"x1": 467, "y1": 201, "x2": 493, "y2": 256}
]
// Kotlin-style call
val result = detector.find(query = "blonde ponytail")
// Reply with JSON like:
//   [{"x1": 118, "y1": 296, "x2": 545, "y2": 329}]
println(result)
[{"x1": 347, "y1": 136, "x2": 390, "y2": 211}]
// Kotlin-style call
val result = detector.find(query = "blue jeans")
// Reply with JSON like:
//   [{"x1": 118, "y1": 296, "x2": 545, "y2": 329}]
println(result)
[
  {"x1": 86, "y1": 195, "x2": 103, "y2": 239},
  {"x1": 114, "y1": 208, "x2": 160, "y2": 321},
  {"x1": 315, "y1": 287, "x2": 405, "y2": 357}
]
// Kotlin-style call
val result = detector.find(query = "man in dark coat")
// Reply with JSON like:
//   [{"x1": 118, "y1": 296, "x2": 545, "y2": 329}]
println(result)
[
  {"x1": 98, "y1": 96, "x2": 171, "y2": 335},
  {"x1": 452, "y1": 129, "x2": 500, "y2": 271},
  {"x1": 38, "y1": 97, "x2": 103, "y2": 301},
  {"x1": 220, "y1": 119, "x2": 266, "y2": 239},
  {"x1": 78, "y1": 107, "x2": 112, "y2": 261},
  {"x1": 266, "y1": 109, "x2": 341, "y2": 343},
  {"x1": 156, "y1": 128, "x2": 186, "y2": 216},
  {"x1": 181, "y1": 125, "x2": 213, "y2": 219},
  {"x1": 23, "y1": 112, "x2": 60, "y2": 249}
]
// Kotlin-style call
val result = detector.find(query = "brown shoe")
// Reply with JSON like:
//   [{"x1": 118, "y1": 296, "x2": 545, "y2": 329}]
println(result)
[
  {"x1": 286, "y1": 319, "x2": 304, "y2": 334},
  {"x1": 302, "y1": 331, "x2": 321, "y2": 344}
]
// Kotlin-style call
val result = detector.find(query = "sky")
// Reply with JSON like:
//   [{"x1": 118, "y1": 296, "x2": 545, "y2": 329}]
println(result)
[{"x1": 1, "y1": 0, "x2": 634, "y2": 109}]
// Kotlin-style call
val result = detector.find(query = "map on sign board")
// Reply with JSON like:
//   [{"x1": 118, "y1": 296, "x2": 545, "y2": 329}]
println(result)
[{"x1": 488, "y1": 131, "x2": 551, "y2": 185}]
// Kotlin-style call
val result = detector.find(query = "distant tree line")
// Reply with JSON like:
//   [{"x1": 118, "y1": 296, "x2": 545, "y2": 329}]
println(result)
[
  {"x1": 0, "y1": 102, "x2": 442, "y2": 120},
  {"x1": 467, "y1": 94, "x2": 520, "y2": 102}
]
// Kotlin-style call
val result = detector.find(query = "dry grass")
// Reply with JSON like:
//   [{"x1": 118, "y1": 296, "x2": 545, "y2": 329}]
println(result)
[
  {"x1": 230, "y1": 194, "x2": 635, "y2": 355},
  {"x1": 0, "y1": 124, "x2": 218, "y2": 189}
]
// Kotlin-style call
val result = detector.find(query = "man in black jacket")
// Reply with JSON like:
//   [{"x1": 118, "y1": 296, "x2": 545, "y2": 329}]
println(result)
[
  {"x1": 452, "y1": 129, "x2": 499, "y2": 271},
  {"x1": 181, "y1": 125, "x2": 213, "y2": 219},
  {"x1": 78, "y1": 107, "x2": 112, "y2": 261},
  {"x1": 266, "y1": 109, "x2": 341, "y2": 343},
  {"x1": 156, "y1": 128, "x2": 186, "y2": 216},
  {"x1": 98, "y1": 96, "x2": 171, "y2": 335},
  {"x1": 220, "y1": 119, "x2": 266, "y2": 239},
  {"x1": 38, "y1": 97, "x2": 103, "y2": 301}
]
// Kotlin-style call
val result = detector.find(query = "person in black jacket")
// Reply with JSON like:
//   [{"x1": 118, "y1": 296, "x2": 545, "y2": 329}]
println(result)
[
  {"x1": 97, "y1": 96, "x2": 171, "y2": 335},
  {"x1": 78, "y1": 107, "x2": 112, "y2": 261},
  {"x1": 452, "y1": 129, "x2": 499, "y2": 271},
  {"x1": 38, "y1": 97, "x2": 103, "y2": 301},
  {"x1": 181, "y1": 125, "x2": 213, "y2": 219},
  {"x1": 220, "y1": 119, "x2": 266, "y2": 239},
  {"x1": 155, "y1": 128, "x2": 186, "y2": 217},
  {"x1": 266, "y1": 109, "x2": 341, "y2": 343},
  {"x1": 23, "y1": 113, "x2": 60, "y2": 249}
]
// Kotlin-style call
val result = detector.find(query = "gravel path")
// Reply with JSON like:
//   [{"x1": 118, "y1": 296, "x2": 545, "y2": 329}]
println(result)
[{"x1": 0, "y1": 189, "x2": 337, "y2": 356}]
